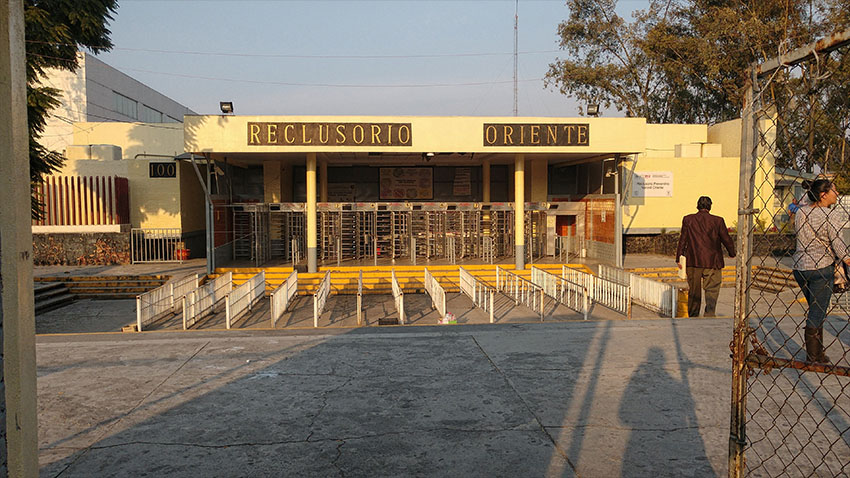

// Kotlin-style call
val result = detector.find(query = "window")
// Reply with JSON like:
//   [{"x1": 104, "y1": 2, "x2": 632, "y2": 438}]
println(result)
[
  {"x1": 138, "y1": 104, "x2": 163, "y2": 123},
  {"x1": 113, "y1": 92, "x2": 137, "y2": 119}
]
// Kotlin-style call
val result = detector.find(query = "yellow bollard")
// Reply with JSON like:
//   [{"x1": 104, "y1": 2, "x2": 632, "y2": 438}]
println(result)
[{"x1": 676, "y1": 289, "x2": 689, "y2": 318}]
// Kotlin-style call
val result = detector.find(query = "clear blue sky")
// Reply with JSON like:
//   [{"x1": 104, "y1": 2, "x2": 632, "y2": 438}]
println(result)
[{"x1": 99, "y1": 0, "x2": 649, "y2": 117}]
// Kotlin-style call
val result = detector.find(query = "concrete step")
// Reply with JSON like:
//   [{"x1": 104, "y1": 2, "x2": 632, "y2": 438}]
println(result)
[{"x1": 34, "y1": 282, "x2": 76, "y2": 314}]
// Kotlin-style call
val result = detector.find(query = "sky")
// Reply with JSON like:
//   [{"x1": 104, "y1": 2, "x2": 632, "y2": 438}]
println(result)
[{"x1": 97, "y1": 0, "x2": 650, "y2": 117}]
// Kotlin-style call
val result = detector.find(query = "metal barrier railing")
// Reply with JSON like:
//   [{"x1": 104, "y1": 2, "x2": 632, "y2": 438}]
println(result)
[
  {"x1": 459, "y1": 267, "x2": 495, "y2": 323},
  {"x1": 563, "y1": 265, "x2": 631, "y2": 318},
  {"x1": 270, "y1": 270, "x2": 298, "y2": 328},
  {"x1": 531, "y1": 267, "x2": 589, "y2": 320},
  {"x1": 131, "y1": 227, "x2": 183, "y2": 264},
  {"x1": 136, "y1": 283, "x2": 172, "y2": 331},
  {"x1": 447, "y1": 236, "x2": 457, "y2": 264},
  {"x1": 313, "y1": 271, "x2": 331, "y2": 327},
  {"x1": 481, "y1": 236, "x2": 494, "y2": 264},
  {"x1": 135, "y1": 273, "x2": 200, "y2": 331},
  {"x1": 182, "y1": 272, "x2": 232, "y2": 330},
  {"x1": 171, "y1": 274, "x2": 200, "y2": 313},
  {"x1": 391, "y1": 269, "x2": 405, "y2": 325},
  {"x1": 424, "y1": 268, "x2": 447, "y2": 319},
  {"x1": 495, "y1": 266, "x2": 545, "y2": 320},
  {"x1": 556, "y1": 236, "x2": 571, "y2": 262},
  {"x1": 597, "y1": 264, "x2": 675, "y2": 318},
  {"x1": 225, "y1": 271, "x2": 266, "y2": 329},
  {"x1": 356, "y1": 271, "x2": 363, "y2": 325}
]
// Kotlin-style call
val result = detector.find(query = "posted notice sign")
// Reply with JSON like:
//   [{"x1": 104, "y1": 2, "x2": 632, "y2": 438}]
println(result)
[{"x1": 632, "y1": 171, "x2": 673, "y2": 197}]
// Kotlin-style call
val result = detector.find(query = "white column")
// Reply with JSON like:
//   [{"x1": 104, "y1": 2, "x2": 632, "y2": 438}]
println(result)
[
  {"x1": 514, "y1": 154, "x2": 525, "y2": 270},
  {"x1": 0, "y1": 2, "x2": 39, "y2": 474},
  {"x1": 307, "y1": 153, "x2": 317, "y2": 272}
]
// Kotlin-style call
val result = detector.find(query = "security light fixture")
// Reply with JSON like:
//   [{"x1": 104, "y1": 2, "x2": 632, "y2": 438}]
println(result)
[
  {"x1": 586, "y1": 103, "x2": 600, "y2": 117},
  {"x1": 220, "y1": 101, "x2": 234, "y2": 114}
]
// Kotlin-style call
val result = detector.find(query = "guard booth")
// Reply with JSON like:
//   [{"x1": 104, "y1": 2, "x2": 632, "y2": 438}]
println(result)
[{"x1": 182, "y1": 116, "x2": 646, "y2": 272}]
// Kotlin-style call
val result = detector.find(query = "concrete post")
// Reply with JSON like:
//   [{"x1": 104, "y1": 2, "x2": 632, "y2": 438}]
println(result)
[
  {"x1": 306, "y1": 153, "x2": 317, "y2": 272},
  {"x1": 482, "y1": 159, "x2": 491, "y2": 203},
  {"x1": 514, "y1": 154, "x2": 525, "y2": 270},
  {"x1": 319, "y1": 158, "x2": 328, "y2": 203},
  {"x1": 0, "y1": 1, "x2": 39, "y2": 474}
]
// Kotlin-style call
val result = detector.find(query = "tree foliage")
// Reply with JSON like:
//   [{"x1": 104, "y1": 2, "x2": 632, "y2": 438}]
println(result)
[
  {"x1": 25, "y1": 0, "x2": 118, "y2": 218},
  {"x1": 546, "y1": 0, "x2": 850, "y2": 125}
]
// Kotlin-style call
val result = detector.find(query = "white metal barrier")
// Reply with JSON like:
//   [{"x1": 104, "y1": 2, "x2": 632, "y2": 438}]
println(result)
[
  {"x1": 459, "y1": 267, "x2": 495, "y2": 323},
  {"x1": 424, "y1": 268, "x2": 447, "y2": 319},
  {"x1": 531, "y1": 267, "x2": 589, "y2": 320},
  {"x1": 182, "y1": 272, "x2": 232, "y2": 330},
  {"x1": 563, "y1": 265, "x2": 631, "y2": 318},
  {"x1": 597, "y1": 264, "x2": 676, "y2": 317},
  {"x1": 495, "y1": 267, "x2": 545, "y2": 320},
  {"x1": 131, "y1": 227, "x2": 184, "y2": 263},
  {"x1": 171, "y1": 273, "x2": 200, "y2": 312},
  {"x1": 136, "y1": 284, "x2": 172, "y2": 332},
  {"x1": 313, "y1": 271, "x2": 331, "y2": 327},
  {"x1": 270, "y1": 270, "x2": 299, "y2": 328},
  {"x1": 225, "y1": 271, "x2": 266, "y2": 329},
  {"x1": 391, "y1": 269, "x2": 405, "y2": 325},
  {"x1": 356, "y1": 270, "x2": 363, "y2": 325}
]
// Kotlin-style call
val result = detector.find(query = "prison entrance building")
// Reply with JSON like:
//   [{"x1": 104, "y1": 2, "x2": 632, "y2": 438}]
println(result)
[{"x1": 179, "y1": 115, "x2": 648, "y2": 273}]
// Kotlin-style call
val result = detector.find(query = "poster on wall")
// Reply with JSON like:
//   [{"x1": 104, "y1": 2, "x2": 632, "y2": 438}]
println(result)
[
  {"x1": 380, "y1": 168, "x2": 433, "y2": 200},
  {"x1": 453, "y1": 167, "x2": 471, "y2": 196},
  {"x1": 327, "y1": 183, "x2": 356, "y2": 202},
  {"x1": 632, "y1": 171, "x2": 673, "y2": 197}
]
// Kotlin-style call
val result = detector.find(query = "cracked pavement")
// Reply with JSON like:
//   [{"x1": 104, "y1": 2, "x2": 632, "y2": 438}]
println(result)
[{"x1": 35, "y1": 317, "x2": 756, "y2": 478}]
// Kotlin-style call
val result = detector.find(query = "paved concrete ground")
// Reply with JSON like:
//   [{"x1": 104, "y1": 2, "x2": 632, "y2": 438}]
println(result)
[{"x1": 38, "y1": 319, "x2": 734, "y2": 477}]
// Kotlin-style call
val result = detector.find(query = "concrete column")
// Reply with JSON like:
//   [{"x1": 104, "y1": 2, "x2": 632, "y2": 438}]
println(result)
[
  {"x1": 482, "y1": 159, "x2": 491, "y2": 202},
  {"x1": 530, "y1": 158, "x2": 548, "y2": 202},
  {"x1": 0, "y1": 2, "x2": 39, "y2": 474},
  {"x1": 306, "y1": 153, "x2": 318, "y2": 272},
  {"x1": 514, "y1": 154, "x2": 525, "y2": 270},
  {"x1": 263, "y1": 160, "x2": 282, "y2": 203},
  {"x1": 319, "y1": 158, "x2": 328, "y2": 203}
]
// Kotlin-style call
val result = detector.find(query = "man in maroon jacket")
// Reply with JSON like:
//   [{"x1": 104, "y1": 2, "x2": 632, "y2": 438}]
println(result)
[{"x1": 676, "y1": 196, "x2": 736, "y2": 317}]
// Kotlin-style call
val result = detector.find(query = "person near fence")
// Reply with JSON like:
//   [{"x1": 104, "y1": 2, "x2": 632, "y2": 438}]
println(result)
[
  {"x1": 792, "y1": 179, "x2": 850, "y2": 364},
  {"x1": 676, "y1": 196, "x2": 736, "y2": 317}
]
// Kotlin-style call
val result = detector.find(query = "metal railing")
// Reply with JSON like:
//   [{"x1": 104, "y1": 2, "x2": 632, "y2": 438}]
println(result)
[
  {"x1": 597, "y1": 264, "x2": 676, "y2": 318},
  {"x1": 531, "y1": 267, "x2": 589, "y2": 320},
  {"x1": 481, "y1": 236, "x2": 494, "y2": 264},
  {"x1": 556, "y1": 236, "x2": 571, "y2": 262},
  {"x1": 563, "y1": 265, "x2": 631, "y2": 318},
  {"x1": 424, "y1": 268, "x2": 447, "y2": 319},
  {"x1": 447, "y1": 236, "x2": 457, "y2": 264},
  {"x1": 495, "y1": 267, "x2": 545, "y2": 320},
  {"x1": 270, "y1": 270, "x2": 298, "y2": 328},
  {"x1": 131, "y1": 227, "x2": 184, "y2": 263},
  {"x1": 225, "y1": 271, "x2": 266, "y2": 329},
  {"x1": 171, "y1": 274, "x2": 200, "y2": 313},
  {"x1": 182, "y1": 272, "x2": 232, "y2": 330},
  {"x1": 313, "y1": 271, "x2": 331, "y2": 328},
  {"x1": 459, "y1": 267, "x2": 495, "y2": 323},
  {"x1": 391, "y1": 269, "x2": 405, "y2": 325}
]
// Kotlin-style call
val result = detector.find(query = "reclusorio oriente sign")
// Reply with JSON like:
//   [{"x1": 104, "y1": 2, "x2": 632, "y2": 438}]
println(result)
[
  {"x1": 248, "y1": 122, "x2": 412, "y2": 146},
  {"x1": 483, "y1": 123, "x2": 589, "y2": 146}
]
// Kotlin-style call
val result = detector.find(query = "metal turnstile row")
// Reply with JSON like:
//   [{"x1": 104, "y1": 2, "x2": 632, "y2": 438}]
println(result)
[{"x1": 226, "y1": 202, "x2": 591, "y2": 266}]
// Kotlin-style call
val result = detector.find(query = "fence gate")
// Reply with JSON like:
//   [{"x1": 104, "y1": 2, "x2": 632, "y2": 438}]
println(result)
[{"x1": 730, "y1": 31, "x2": 850, "y2": 477}]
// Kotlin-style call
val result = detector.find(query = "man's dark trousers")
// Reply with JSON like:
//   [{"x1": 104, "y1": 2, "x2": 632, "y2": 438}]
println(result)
[{"x1": 686, "y1": 266, "x2": 722, "y2": 317}]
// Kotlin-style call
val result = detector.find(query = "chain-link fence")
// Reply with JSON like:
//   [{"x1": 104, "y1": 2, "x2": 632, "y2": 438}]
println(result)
[{"x1": 730, "y1": 30, "x2": 850, "y2": 477}]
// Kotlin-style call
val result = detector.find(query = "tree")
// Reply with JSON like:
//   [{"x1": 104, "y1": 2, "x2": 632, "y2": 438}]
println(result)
[
  {"x1": 546, "y1": 0, "x2": 850, "y2": 125},
  {"x1": 25, "y1": 0, "x2": 118, "y2": 218}
]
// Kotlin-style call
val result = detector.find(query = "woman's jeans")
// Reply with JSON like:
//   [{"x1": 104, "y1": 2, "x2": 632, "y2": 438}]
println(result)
[{"x1": 793, "y1": 265, "x2": 834, "y2": 328}]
